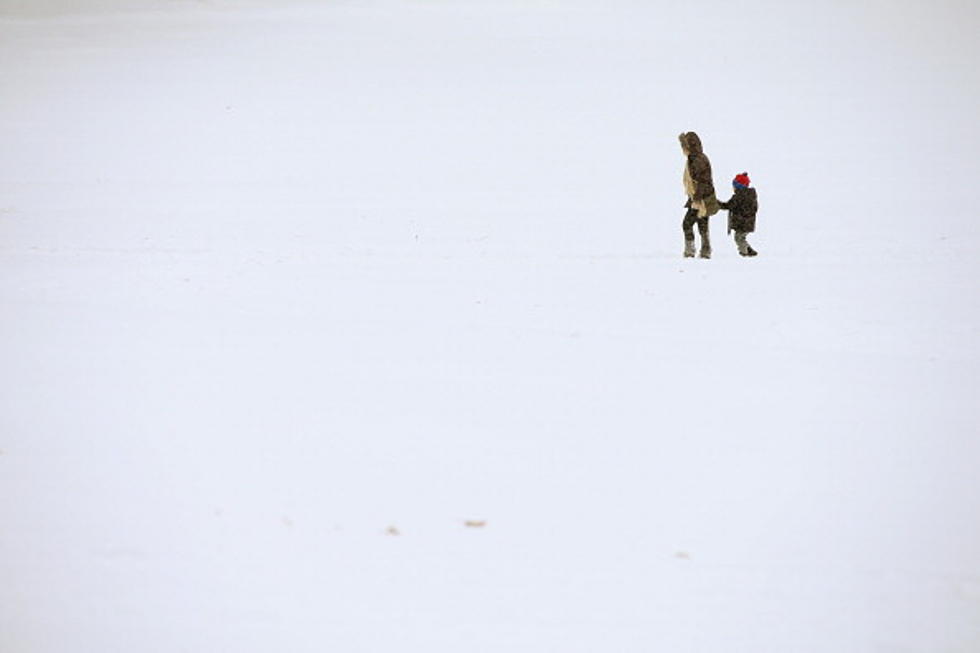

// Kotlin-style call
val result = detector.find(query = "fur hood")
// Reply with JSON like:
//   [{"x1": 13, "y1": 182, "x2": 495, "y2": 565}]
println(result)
[{"x1": 678, "y1": 131, "x2": 703, "y2": 156}]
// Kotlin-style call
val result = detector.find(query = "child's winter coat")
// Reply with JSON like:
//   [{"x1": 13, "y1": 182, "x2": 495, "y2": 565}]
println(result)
[{"x1": 720, "y1": 183, "x2": 758, "y2": 234}]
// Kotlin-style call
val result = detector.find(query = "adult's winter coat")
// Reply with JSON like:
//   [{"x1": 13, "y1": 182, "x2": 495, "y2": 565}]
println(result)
[{"x1": 679, "y1": 132, "x2": 719, "y2": 217}]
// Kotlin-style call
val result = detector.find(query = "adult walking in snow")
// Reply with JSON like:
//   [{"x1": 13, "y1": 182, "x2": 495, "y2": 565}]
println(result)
[
  {"x1": 719, "y1": 172, "x2": 759, "y2": 257},
  {"x1": 679, "y1": 131, "x2": 720, "y2": 258}
]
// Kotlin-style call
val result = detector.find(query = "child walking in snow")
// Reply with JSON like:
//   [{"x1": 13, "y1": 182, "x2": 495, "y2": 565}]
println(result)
[{"x1": 719, "y1": 172, "x2": 758, "y2": 257}]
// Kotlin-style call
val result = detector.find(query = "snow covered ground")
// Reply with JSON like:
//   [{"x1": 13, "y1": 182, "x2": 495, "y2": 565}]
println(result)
[{"x1": 1, "y1": 1, "x2": 979, "y2": 651}]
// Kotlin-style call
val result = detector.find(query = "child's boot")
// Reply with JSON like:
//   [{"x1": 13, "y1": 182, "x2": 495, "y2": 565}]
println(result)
[
  {"x1": 735, "y1": 232, "x2": 750, "y2": 256},
  {"x1": 684, "y1": 239, "x2": 696, "y2": 258}
]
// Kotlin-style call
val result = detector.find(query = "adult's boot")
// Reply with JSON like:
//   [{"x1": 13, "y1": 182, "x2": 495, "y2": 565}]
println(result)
[{"x1": 699, "y1": 236, "x2": 711, "y2": 259}]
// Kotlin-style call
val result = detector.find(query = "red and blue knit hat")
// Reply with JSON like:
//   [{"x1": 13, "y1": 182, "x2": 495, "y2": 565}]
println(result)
[{"x1": 733, "y1": 172, "x2": 751, "y2": 189}]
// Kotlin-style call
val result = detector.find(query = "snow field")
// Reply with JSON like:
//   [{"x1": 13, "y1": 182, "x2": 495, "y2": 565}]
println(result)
[{"x1": 1, "y1": 2, "x2": 979, "y2": 651}]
